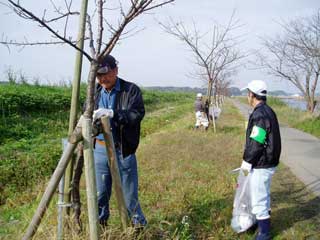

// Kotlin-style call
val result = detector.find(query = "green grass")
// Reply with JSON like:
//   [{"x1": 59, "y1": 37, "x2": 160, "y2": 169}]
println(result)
[
  {"x1": 295, "y1": 118, "x2": 320, "y2": 137},
  {"x1": 0, "y1": 100, "x2": 246, "y2": 239},
  {"x1": 268, "y1": 98, "x2": 320, "y2": 138},
  {"x1": 0, "y1": 83, "x2": 193, "y2": 205},
  {"x1": 1, "y1": 93, "x2": 319, "y2": 239},
  {"x1": 0, "y1": 83, "x2": 192, "y2": 144}
]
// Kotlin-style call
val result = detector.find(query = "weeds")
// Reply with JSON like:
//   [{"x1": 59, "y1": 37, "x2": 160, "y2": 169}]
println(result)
[
  {"x1": 0, "y1": 83, "x2": 193, "y2": 206},
  {"x1": 1, "y1": 96, "x2": 319, "y2": 239}
]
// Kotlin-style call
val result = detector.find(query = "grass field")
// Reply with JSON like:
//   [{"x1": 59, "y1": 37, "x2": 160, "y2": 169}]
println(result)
[
  {"x1": 0, "y1": 83, "x2": 193, "y2": 205},
  {"x1": 1, "y1": 97, "x2": 319, "y2": 239}
]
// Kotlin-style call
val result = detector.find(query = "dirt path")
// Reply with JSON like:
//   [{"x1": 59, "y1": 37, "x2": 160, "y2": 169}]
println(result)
[{"x1": 232, "y1": 99, "x2": 320, "y2": 198}]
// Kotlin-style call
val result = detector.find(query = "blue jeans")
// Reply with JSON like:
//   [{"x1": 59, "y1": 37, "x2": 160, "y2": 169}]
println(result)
[
  {"x1": 250, "y1": 167, "x2": 276, "y2": 220},
  {"x1": 93, "y1": 143, "x2": 147, "y2": 225}
]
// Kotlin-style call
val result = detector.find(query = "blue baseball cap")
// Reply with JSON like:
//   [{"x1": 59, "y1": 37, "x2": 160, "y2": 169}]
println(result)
[{"x1": 97, "y1": 55, "x2": 118, "y2": 74}]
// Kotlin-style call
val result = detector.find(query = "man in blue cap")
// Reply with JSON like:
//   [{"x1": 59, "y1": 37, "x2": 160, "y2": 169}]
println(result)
[
  {"x1": 240, "y1": 80, "x2": 281, "y2": 240},
  {"x1": 92, "y1": 54, "x2": 147, "y2": 228}
]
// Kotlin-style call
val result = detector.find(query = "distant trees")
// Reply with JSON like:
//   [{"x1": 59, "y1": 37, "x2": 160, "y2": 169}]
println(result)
[
  {"x1": 162, "y1": 12, "x2": 245, "y2": 107},
  {"x1": 257, "y1": 10, "x2": 320, "y2": 113}
]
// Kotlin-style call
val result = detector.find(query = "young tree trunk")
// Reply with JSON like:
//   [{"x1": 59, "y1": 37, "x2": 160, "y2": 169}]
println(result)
[
  {"x1": 206, "y1": 79, "x2": 216, "y2": 132},
  {"x1": 83, "y1": 63, "x2": 99, "y2": 118},
  {"x1": 72, "y1": 144, "x2": 84, "y2": 232},
  {"x1": 207, "y1": 80, "x2": 213, "y2": 103},
  {"x1": 307, "y1": 97, "x2": 316, "y2": 113}
]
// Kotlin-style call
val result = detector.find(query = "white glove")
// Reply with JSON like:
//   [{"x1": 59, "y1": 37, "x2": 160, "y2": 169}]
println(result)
[
  {"x1": 240, "y1": 160, "x2": 252, "y2": 172},
  {"x1": 93, "y1": 108, "x2": 114, "y2": 122}
]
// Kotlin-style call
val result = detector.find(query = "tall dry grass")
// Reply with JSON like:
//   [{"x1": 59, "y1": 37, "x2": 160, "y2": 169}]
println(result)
[{"x1": 1, "y1": 100, "x2": 319, "y2": 239}]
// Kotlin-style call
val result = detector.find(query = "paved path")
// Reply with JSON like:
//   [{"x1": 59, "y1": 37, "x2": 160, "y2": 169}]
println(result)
[{"x1": 232, "y1": 99, "x2": 320, "y2": 197}]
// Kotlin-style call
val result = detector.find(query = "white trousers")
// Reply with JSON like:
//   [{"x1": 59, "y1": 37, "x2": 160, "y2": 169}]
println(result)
[
  {"x1": 250, "y1": 167, "x2": 276, "y2": 220},
  {"x1": 195, "y1": 111, "x2": 209, "y2": 127}
]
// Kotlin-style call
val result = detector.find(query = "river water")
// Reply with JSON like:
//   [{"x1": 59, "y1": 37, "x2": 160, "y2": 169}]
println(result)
[
  {"x1": 282, "y1": 98, "x2": 307, "y2": 111},
  {"x1": 282, "y1": 98, "x2": 320, "y2": 113}
]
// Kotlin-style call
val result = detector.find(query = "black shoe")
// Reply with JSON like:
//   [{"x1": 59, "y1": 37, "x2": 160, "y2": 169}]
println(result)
[
  {"x1": 99, "y1": 219, "x2": 108, "y2": 228},
  {"x1": 254, "y1": 232, "x2": 271, "y2": 240}
]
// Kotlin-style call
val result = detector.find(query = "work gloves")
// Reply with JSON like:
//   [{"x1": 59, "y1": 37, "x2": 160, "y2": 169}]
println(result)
[
  {"x1": 240, "y1": 160, "x2": 252, "y2": 172},
  {"x1": 93, "y1": 108, "x2": 114, "y2": 122}
]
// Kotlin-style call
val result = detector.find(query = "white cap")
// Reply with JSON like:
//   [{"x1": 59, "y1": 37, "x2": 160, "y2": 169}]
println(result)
[
  {"x1": 196, "y1": 93, "x2": 203, "y2": 98},
  {"x1": 241, "y1": 80, "x2": 267, "y2": 96}
]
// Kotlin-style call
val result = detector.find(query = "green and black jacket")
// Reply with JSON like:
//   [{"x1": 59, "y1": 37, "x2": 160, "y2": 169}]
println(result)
[{"x1": 243, "y1": 102, "x2": 281, "y2": 168}]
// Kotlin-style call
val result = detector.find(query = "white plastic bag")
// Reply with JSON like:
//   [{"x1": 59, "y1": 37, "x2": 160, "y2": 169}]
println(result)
[
  {"x1": 213, "y1": 107, "x2": 221, "y2": 119},
  {"x1": 231, "y1": 169, "x2": 256, "y2": 233},
  {"x1": 208, "y1": 106, "x2": 222, "y2": 120}
]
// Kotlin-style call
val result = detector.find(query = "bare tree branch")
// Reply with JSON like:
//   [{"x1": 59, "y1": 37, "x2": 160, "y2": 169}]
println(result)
[
  {"x1": 95, "y1": 0, "x2": 104, "y2": 57},
  {"x1": 161, "y1": 13, "x2": 245, "y2": 105},
  {"x1": 0, "y1": 39, "x2": 86, "y2": 47},
  {"x1": 256, "y1": 10, "x2": 320, "y2": 112},
  {"x1": 99, "y1": 0, "x2": 174, "y2": 59},
  {"x1": 86, "y1": 14, "x2": 96, "y2": 57},
  {"x1": 5, "y1": 0, "x2": 92, "y2": 61},
  {"x1": 2, "y1": 0, "x2": 175, "y2": 118},
  {"x1": 43, "y1": 10, "x2": 79, "y2": 23}
]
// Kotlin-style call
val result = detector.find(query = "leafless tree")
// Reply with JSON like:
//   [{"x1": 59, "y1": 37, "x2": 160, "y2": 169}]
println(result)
[
  {"x1": 2, "y1": 0, "x2": 174, "y2": 116},
  {"x1": 161, "y1": 12, "x2": 245, "y2": 108},
  {"x1": 1, "y1": 0, "x2": 174, "y2": 237},
  {"x1": 215, "y1": 72, "x2": 233, "y2": 104},
  {"x1": 257, "y1": 10, "x2": 320, "y2": 113}
]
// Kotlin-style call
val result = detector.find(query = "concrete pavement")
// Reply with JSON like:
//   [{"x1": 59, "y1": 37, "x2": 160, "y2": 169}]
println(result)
[{"x1": 232, "y1": 99, "x2": 320, "y2": 197}]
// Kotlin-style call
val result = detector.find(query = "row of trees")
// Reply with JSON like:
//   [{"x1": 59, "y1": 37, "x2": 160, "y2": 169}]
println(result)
[
  {"x1": 0, "y1": 1, "x2": 319, "y2": 238},
  {"x1": 165, "y1": 10, "x2": 320, "y2": 114},
  {"x1": 2, "y1": 4, "x2": 319, "y2": 113},
  {"x1": 162, "y1": 12, "x2": 244, "y2": 106}
]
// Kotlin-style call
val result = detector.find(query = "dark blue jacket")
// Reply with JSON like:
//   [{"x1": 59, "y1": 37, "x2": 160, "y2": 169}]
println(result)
[{"x1": 94, "y1": 78, "x2": 145, "y2": 157}]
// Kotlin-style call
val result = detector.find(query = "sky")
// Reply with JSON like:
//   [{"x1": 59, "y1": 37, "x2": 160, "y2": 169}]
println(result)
[{"x1": 0, "y1": 0, "x2": 319, "y2": 93}]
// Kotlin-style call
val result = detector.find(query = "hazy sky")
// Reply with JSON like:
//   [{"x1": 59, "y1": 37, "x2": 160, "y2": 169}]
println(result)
[{"x1": 0, "y1": 0, "x2": 319, "y2": 93}]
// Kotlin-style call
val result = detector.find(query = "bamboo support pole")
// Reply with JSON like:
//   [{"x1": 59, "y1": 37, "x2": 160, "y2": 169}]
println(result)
[
  {"x1": 64, "y1": 0, "x2": 89, "y2": 216},
  {"x1": 57, "y1": 173, "x2": 65, "y2": 240},
  {"x1": 212, "y1": 107, "x2": 217, "y2": 133},
  {"x1": 22, "y1": 120, "x2": 83, "y2": 240},
  {"x1": 22, "y1": 144, "x2": 78, "y2": 240},
  {"x1": 57, "y1": 139, "x2": 69, "y2": 240},
  {"x1": 82, "y1": 117, "x2": 100, "y2": 240},
  {"x1": 100, "y1": 116, "x2": 129, "y2": 229}
]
